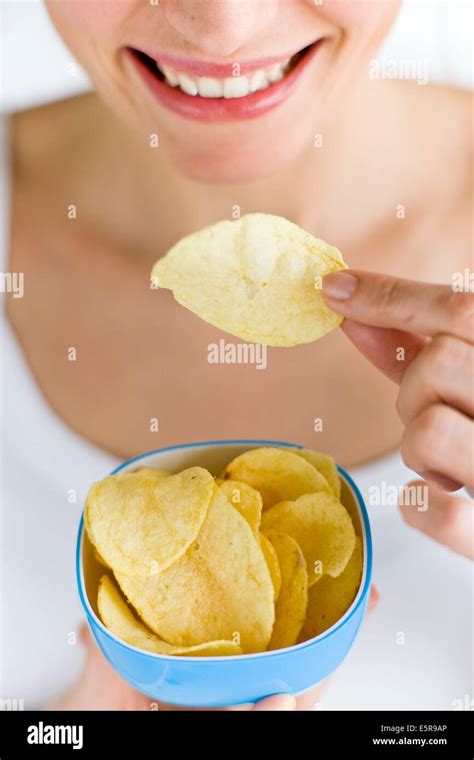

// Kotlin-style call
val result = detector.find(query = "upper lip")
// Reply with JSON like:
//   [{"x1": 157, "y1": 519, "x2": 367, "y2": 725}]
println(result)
[{"x1": 134, "y1": 44, "x2": 316, "y2": 78}]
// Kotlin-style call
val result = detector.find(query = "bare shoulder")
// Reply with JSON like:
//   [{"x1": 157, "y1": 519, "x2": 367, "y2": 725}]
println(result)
[
  {"x1": 400, "y1": 80, "x2": 472, "y2": 168},
  {"x1": 9, "y1": 93, "x2": 113, "y2": 240},
  {"x1": 11, "y1": 93, "x2": 107, "y2": 179},
  {"x1": 400, "y1": 81, "x2": 472, "y2": 264},
  {"x1": 8, "y1": 94, "x2": 109, "y2": 280},
  {"x1": 423, "y1": 85, "x2": 473, "y2": 259},
  {"x1": 398, "y1": 78, "x2": 471, "y2": 118}
]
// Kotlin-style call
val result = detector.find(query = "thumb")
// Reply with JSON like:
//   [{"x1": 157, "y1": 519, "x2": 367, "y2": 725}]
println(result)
[{"x1": 341, "y1": 319, "x2": 427, "y2": 385}]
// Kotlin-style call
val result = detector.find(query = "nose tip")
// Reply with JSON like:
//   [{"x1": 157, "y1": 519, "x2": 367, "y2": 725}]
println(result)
[{"x1": 161, "y1": 0, "x2": 280, "y2": 59}]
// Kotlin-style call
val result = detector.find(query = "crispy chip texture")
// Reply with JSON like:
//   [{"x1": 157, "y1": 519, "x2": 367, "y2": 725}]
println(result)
[
  {"x1": 295, "y1": 449, "x2": 341, "y2": 498},
  {"x1": 85, "y1": 468, "x2": 214, "y2": 577},
  {"x1": 223, "y1": 447, "x2": 331, "y2": 510},
  {"x1": 261, "y1": 492, "x2": 356, "y2": 586},
  {"x1": 298, "y1": 538, "x2": 363, "y2": 641},
  {"x1": 266, "y1": 533, "x2": 308, "y2": 651},
  {"x1": 259, "y1": 532, "x2": 282, "y2": 602},
  {"x1": 151, "y1": 213, "x2": 347, "y2": 347},
  {"x1": 98, "y1": 575, "x2": 242, "y2": 656},
  {"x1": 216, "y1": 479, "x2": 262, "y2": 536},
  {"x1": 115, "y1": 489, "x2": 275, "y2": 653}
]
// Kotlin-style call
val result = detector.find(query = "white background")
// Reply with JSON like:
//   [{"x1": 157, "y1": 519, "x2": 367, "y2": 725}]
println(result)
[
  {"x1": 0, "y1": 0, "x2": 473, "y2": 113},
  {"x1": 0, "y1": 0, "x2": 472, "y2": 712}
]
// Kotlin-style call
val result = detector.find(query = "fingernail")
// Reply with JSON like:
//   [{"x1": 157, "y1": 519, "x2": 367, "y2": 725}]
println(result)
[{"x1": 323, "y1": 272, "x2": 359, "y2": 300}]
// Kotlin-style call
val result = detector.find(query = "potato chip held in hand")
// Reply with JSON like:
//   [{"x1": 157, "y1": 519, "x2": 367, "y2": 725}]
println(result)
[{"x1": 151, "y1": 213, "x2": 347, "y2": 347}]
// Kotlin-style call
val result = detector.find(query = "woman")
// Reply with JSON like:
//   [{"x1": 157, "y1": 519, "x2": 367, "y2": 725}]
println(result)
[{"x1": 1, "y1": 0, "x2": 472, "y2": 710}]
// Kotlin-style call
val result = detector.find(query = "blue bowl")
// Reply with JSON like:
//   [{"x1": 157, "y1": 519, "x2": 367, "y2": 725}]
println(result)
[{"x1": 76, "y1": 439, "x2": 372, "y2": 708}]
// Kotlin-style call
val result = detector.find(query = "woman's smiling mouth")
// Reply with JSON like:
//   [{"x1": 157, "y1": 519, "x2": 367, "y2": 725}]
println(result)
[
  {"x1": 157, "y1": 58, "x2": 293, "y2": 98},
  {"x1": 125, "y1": 41, "x2": 324, "y2": 122}
]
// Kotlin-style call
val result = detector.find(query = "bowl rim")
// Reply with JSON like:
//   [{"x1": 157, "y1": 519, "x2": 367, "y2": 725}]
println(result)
[{"x1": 76, "y1": 438, "x2": 373, "y2": 662}]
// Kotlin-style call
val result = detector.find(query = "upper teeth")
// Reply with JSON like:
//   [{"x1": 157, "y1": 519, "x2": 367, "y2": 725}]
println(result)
[{"x1": 157, "y1": 59, "x2": 291, "y2": 98}]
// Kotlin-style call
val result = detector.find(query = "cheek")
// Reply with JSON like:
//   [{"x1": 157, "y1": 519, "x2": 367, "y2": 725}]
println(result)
[
  {"x1": 45, "y1": 0, "x2": 136, "y2": 76},
  {"x1": 315, "y1": 0, "x2": 401, "y2": 32},
  {"x1": 45, "y1": 0, "x2": 129, "y2": 37}
]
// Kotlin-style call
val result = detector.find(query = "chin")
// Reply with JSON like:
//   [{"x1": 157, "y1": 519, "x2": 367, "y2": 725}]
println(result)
[{"x1": 160, "y1": 120, "x2": 313, "y2": 185}]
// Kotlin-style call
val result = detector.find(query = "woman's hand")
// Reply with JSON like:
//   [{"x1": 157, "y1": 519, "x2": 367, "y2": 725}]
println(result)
[{"x1": 323, "y1": 270, "x2": 473, "y2": 559}]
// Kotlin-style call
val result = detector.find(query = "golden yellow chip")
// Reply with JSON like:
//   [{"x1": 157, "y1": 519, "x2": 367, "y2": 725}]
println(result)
[
  {"x1": 85, "y1": 467, "x2": 214, "y2": 577},
  {"x1": 298, "y1": 538, "x2": 363, "y2": 641},
  {"x1": 266, "y1": 533, "x2": 308, "y2": 651},
  {"x1": 216, "y1": 479, "x2": 262, "y2": 536},
  {"x1": 261, "y1": 492, "x2": 356, "y2": 586},
  {"x1": 115, "y1": 488, "x2": 274, "y2": 653},
  {"x1": 98, "y1": 575, "x2": 242, "y2": 656},
  {"x1": 223, "y1": 447, "x2": 331, "y2": 510},
  {"x1": 259, "y1": 532, "x2": 282, "y2": 602},
  {"x1": 151, "y1": 213, "x2": 347, "y2": 348},
  {"x1": 295, "y1": 449, "x2": 341, "y2": 498}
]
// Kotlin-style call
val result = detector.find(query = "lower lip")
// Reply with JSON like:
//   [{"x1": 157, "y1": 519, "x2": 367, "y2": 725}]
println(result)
[{"x1": 125, "y1": 43, "x2": 322, "y2": 123}]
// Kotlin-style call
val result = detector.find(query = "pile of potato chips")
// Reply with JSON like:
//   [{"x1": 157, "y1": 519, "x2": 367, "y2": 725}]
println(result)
[
  {"x1": 151, "y1": 214, "x2": 347, "y2": 348},
  {"x1": 85, "y1": 447, "x2": 363, "y2": 657}
]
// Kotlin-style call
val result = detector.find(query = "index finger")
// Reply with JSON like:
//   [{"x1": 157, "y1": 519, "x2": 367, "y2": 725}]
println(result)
[{"x1": 322, "y1": 271, "x2": 474, "y2": 343}]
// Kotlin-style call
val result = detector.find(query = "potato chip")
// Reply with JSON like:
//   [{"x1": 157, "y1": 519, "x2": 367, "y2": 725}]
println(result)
[
  {"x1": 298, "y1": 538, "x2": 363, "y2": 641},
  {"x1": 115, "y1": 488, "x2": 274, "y2": 653},
  {"x1": 151, "y1": 213, "x2": 347, "y2": 347},
  {"x1": 85, "y1": 467, "x2": 214, "y2": 577},
  {"x1": 265, "y1": 533, "x2": 308, "y2": 651},
  {"x1": 261, "y1": 492, "x2": 356, "y2": 586},
  {"x1": 216, "y1": 479, "x2": 262, "y2": 536},
  {"x1": 98, "y1": 575, "x2": 242, "y2": 656},
  {"x1": 259, "y1": 532, "x2": 282, "y2": 602},
  {"x1": 223, "y1": 447, "x2": 331, "y2": 510},
  {"x1": 294, "y1": 449, "x2": 341, "y2": 498}
]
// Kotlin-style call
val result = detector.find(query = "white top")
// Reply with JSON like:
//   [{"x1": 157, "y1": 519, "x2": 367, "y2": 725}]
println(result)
[{"x1": 0, "y1": 114, "x2": 472, "y2": 710}]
